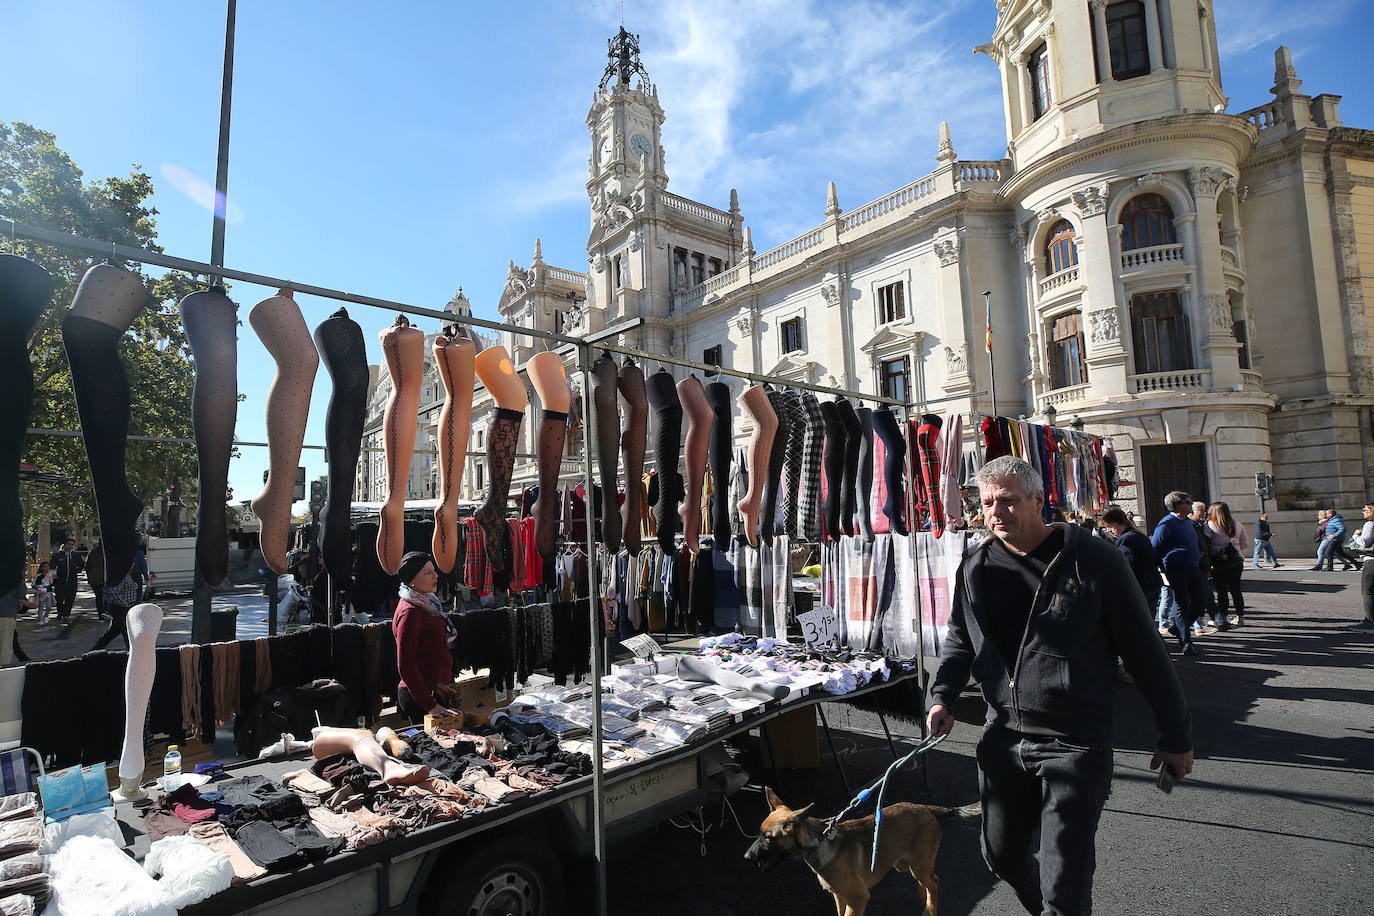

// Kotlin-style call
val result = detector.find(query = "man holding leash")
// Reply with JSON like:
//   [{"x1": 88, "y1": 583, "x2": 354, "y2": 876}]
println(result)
[{"x1": 927, "y1": 456, "x2": 1193, "y2": 915}]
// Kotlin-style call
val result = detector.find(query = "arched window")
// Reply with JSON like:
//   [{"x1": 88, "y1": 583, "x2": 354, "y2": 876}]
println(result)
[
  {"x1": 1130, "y1": 291, "x2": 1193, "y2": 373},
  {"x1": 1120, "y1": 193, "x2": 1177, "y2": 250},
  {"x1": 1044, "y1": 220, "x2": 1078, "y2": 275},
  {"x1": 1047, "y1": 311, "x2": 1088, "y2": 389}
]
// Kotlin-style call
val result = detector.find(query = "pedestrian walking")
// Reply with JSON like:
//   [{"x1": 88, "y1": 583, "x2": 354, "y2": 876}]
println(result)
[
  {"x1": 1205, "y1": 502, "x2": 1250, "y2": 627},
  {"x1": 87, "y1": 541, "x2": 107, "y2": 620},
  {"x1": 0, "y1": 586, "x2": 35, "y2": 667},
  {"x1": 31, "y1": 561, "x2": 54, "y2": 626},
  {"x1": 51, "y1": 538, "x2": 83, "y2": 620},
  {"x1": 1190, "y1": 501, "x2": 1227, "y2": 632},
  {"x1": 1153, "y1": 492, "x2": 1212, "y2": 655},
  {"x1": 1347, "y1": 503, "x2": 1374, "y2": 633},
  {"x1": 1104, "y1": 507, "x2": 1162, "y2": 614},
  {"x1": 1253, "y1": 513, "x2": 1279, "y2": 568},
  {"x1": 90, "y1": 572, "x2": 140, "y2": 650},
  {"x1": 1313, "y1": 509, "x2": 1356, "y2": 571},
  {"x1": 928, "y1": 456, "x2": 1193, "y2": 916}
]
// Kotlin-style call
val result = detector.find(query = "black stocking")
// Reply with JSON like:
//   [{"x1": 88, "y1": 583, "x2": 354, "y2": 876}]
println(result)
[
  {"x1": 856, "y1": 407, "x2": 875, "y2": 542},
  {"x1": 705, "y1": 381, "x2": 733, "y2": 540},
  {"x1": 618, "y1": 361, "x2": 648, "y2": 556},
  {"x1": 62, "y1": 265, "x2": 146, "y2": 585},
  {"x1": 871, "y1": 407, "x2": 910, "y2": 536},
  {"x1": 835, "y1": 398, "x2": 863, "y2": 537},
  {"x1": 760, "y1": 387, "x2": 789, "y2": 545},
  {"x1": 0, "y1": 255, "x2": 54, "y2": 594},
  {"x1": 313, "y1": 308, "x2": 369, "y2": 587},
  {"x1": 820, "y1": 399, "x2": 846, "y2": 540},
  {"x1": 646, "y1": 370, "x2": 683, "y2": 551},
  {"x1": 591, "y1": 353, "x2": 621, "y2": 551},
  {"x1": 534, "y1": 409, "x2": 568, "y2": 560},
  {"x1": 473, "y1": 408, "x2": 523, "y2": 571},
  {"x1": 180, "y1": 287, "x2": 237, "y2": 586}
]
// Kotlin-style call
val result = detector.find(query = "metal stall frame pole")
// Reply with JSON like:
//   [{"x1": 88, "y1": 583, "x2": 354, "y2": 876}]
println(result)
[
  {"x1": 899, "y1": 403, "x2": 932, "y2": 790},
  {"x1": 578, "y1": 343, "x2": 608, "y2": 916},
  {"x1": 982, "y1": 290, "x2": 998, "y2": 420},
  {"x1": 190, "y1": 0, "x2": 238, "y2": 646}
]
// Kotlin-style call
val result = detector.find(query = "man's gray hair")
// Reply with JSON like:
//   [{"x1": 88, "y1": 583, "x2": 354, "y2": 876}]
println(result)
[
  {"x1": 976, "y1": 455, "x2": 1043, "y2": 498},
  {"x1": 1163, "y1": 490, "x2": 1190, "y2": 512}
]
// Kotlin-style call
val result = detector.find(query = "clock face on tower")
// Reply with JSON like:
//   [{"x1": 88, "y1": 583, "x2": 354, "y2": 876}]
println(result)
[{"x1": 630, "y1": 133, "x2": 652, "y2": 160}]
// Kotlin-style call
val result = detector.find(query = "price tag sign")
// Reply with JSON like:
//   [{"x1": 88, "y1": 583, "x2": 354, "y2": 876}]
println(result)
[
  {"x1": 797, "y1": 607, "x2": 838, "y2": 647},
  {"x1": 620, "y1": 633, "x2": 660, "y2": 659}
]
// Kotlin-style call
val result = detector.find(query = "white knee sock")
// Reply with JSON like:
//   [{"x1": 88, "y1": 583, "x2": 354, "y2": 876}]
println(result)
[{"x1": 119, "y1": 602, "x2": 163, "y2": 781}]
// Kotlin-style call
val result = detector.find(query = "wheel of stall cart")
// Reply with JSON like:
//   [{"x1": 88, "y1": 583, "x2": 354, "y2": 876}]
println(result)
[{"x1": 425, "y1": 834, "x2": 564, "y2": 916}]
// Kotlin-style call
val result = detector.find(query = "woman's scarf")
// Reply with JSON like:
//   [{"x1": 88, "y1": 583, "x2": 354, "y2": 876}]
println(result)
[{"x1": 398, "y1": 585, "x2": 456, "y2": 648}]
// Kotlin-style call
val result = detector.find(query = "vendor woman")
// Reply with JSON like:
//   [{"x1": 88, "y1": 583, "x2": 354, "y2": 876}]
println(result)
[{"x1": 394, "y1": 550, "x2": 459, "y2": 722}]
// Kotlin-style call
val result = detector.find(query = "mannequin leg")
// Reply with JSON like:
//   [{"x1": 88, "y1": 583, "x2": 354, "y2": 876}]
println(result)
[
  {"x1": 115, "y1": 603, "x2": 162, "y2": 798},
  {"x1": 62, "y1": 264, "x2": 148, "y2": 585},
  {"x1": 676, "y1": 376, "x2": 713, "y2": 552},
  {"x1": 736, "y1": 386, "x2": 777, "y2": 548},
  {"x1": 779, "y1": 390, "x2": 804, "y2": 541},
  {"x1": 472, "y1": 348, "x2": 528, "y2": 573},
  {"x1": 591, "y1": 353, "x2": 622, "y2": 552},
  {"x1": 431, "y1": 334, "x2": 476, "y2": 573},
  {"x1": 0, "y1": 255, "x2": 54, "y2": 595},
  {"x1": 917, "y1": 415, "x2": 946, "y2": 533},
  {"x1": 835, "y1": 398, "x2": 863, "y2": 537},
  {"x1": 872, "y1": 407, "x2": 910, "y2": 536},
  {"x1": 759, "y1": 388, "x2": 789, "y2": 546},
  {"x1": 311, "y1": 728, "x2": 428, "y2": 785},
  {"x1": 247, "y1": 292, "x2": 320, "y2": 574},
  {"x1": 820, "y1": 400, "x2": 846, "y2": 540},
  {"x1": 529, "y1": 352, "x2": 571, "y2": 562},
  {"x1": 705, "y1": 382, "x2": 734, "y2": 540},
  {"x1": 797, "y1": 393, "x2": 826, "y2": 541},
  {"x1": 181, "y1": 288, "x2": 238, "y2": 587},
  {"x1": 314, "y1": 308, "x2": 371, "y2": 584},
  {"x1": 618, "y1": 362, "x2": 649, "y2": 556},
  {"x1": 856, "y1": 407, "x2": 876, "y2": 542},
  {"x1": 374, "y1": 316, "x2": 424, "y2": 575},
  {"x1": 647, "y1": 370, "x2": 684, "y2": 552}
]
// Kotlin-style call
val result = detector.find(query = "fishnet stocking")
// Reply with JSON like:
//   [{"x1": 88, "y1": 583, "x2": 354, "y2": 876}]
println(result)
[{"x1": 473, "y1": 408, "x2": 524, "y2": 571}]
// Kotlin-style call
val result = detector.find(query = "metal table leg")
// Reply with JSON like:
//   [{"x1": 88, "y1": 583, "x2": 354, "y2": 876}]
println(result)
[
  {"x1": 816, "y1": 704, "x2": 852, "y2": 797},
  {"x1": 760, "y1": 723, "x2": 784, "y2": 794},
  {"x1": 874, "y1": 706, "x2": 900, "y2": 760}
]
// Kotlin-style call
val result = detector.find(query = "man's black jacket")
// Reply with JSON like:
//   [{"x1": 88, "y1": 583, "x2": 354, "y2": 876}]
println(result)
[{"x1": 929, "y1": 522, "x2": 1192, "y2": 753}]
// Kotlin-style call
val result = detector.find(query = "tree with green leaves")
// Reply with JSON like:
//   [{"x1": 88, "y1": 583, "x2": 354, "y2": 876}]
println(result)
[{"x1": 2, "y1": 120, "x2": 210, "y2": 542}]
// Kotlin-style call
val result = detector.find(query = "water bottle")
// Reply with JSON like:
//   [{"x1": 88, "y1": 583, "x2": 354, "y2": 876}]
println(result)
[{"x1": 162, "y1": 745, "x2": 182, "y2": 792}]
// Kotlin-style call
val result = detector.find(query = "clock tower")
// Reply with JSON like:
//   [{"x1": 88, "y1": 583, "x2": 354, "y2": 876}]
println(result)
[{"x1": 587, "y1": 26, "x2": 666, "y2": 219}]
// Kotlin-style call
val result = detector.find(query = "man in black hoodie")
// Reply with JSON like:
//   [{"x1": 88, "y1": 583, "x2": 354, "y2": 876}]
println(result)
[{"x1": 928, "y1": 456, "x2": 1192, "y2": 916}]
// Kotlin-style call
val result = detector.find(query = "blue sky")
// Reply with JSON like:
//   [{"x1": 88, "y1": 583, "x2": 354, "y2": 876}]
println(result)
[{"x1": 4, "y1": 0, "x2": 1369, "y2": 513}]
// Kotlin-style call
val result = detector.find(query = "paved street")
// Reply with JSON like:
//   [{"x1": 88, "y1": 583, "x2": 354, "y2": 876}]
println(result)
[{"x1": 602, "y1": 566, "x2": 1374, "y2": 915}]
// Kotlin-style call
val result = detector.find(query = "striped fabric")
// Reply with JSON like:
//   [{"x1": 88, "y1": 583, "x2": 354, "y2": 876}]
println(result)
[
  {"x1": 796, "y1": 393, "x2": 826, "y2": 541},
  {"x1": 778, "y1": 390, "x2": 806, "y2": 540},
  {"x1": 0, "y1": 749, "x2": 35, "y2": 796}
]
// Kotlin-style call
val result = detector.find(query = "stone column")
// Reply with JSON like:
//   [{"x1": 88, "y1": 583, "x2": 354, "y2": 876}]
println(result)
[
  {"x1": 935, "y1": 229, "x2": 972, "y2": 395},
  {"x1": 1143, "y1": 0, "x2": 1164, "y2": 72},
  {"x1": 1075, "y1": 185, "x2": 1130, "y2": 399},
  {"x1": 1190, "y1": 167, "x2": 1242, "y2": 389},
  {"x1": 1018, "y1": 52, "x2": 1035, "y2": 122},
  {"x1": 1090, "y1": 0, "x2": 1113, "y2": 83}
]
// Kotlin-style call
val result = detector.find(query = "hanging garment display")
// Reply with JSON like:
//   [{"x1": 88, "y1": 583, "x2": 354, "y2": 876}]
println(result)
[
  {"x1": 871, "y1": 406, "x2": 909, "y2": 536},
  {"x1": 647, "y1": 369, "x2": 684, "y2": 552},
  {"x1": 590, "y1": 352, "x2": 622, "y2": 552},
  {"x1": 527, "y1": 352, "x2": 568, "y2": 571},
  {"x1": 312, "y1": 308, "x2": 369, "y2": 587},
  {"x1": 835, "y1": 398, "x2": 863, "y2": 538},
  {"x1": 735, "y1": 385, "x2": 776, "y2": 547},
  {"x1": 180, "y1": 286, "x2": 238, "y2": 586},
  {"x1": 915, "y1": 414, "x2": 945, "y2": 537},
  {"x1": 759, "y1": 387, "x2": 789, "y2": 545},
  {"x1": 62, "y1": 263, "x2": 147, "y2": 585},
  {"x1": 855, "y1": 406, "x2": 876, "y2": 542},
  {"x1": 431, "y1": 330, "x2": 476, "y2": 574},
  {"x1": 0, "y1": 253, "x2": 54, "y2": 594},
  {"x1": 676, "y1": 375, "x2": 713, "y2": 552},
  {"x1": 472, "y1": 345, "x2": 527, "y2": 573},
  {"x1": 777, "y1": 389, "x2": 805, "y2": 541},
  {"x1": 796, "y1": 392, "x2": 825, "y2": 542},
  {"x1": 705, "y1": 380, "x2": 734, "y2": 541},
  {"x1": 372, "y1": 315, "x2": 424, "y2": 575},
  {"x1": 618, "y1": 360, "x2": 649, "y2": 556},
  {"x1": 820, "y1": 398, "x2": 846, "y2": 540},
  {"x1": 938, "y1": 412, "x2": 963, "y2": 528}
]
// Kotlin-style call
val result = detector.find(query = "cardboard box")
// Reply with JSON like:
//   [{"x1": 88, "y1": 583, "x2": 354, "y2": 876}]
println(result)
[
  {"x1": 451, "y1": 669, "x2": 509, "y2": 726},
  {"x1": 423, "y1": 712, "x2": 467, "y2": 731}
]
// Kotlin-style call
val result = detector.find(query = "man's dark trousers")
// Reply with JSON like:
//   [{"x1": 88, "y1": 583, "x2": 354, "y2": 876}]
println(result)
[
  {"x1": 54, "y1": 580, "x2": 77, "y2": 620},
  {"x1": 978, "y1": 727, "x2": 1114, "y2": 915},
  {"x1": 1166, "y1": 564, "x2": 1208, "y2": 645}
]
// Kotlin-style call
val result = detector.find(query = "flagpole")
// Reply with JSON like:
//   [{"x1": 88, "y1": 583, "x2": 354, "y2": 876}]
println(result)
[{"x1": 983, "y1": 290, "x2": 998, "y2": 418}]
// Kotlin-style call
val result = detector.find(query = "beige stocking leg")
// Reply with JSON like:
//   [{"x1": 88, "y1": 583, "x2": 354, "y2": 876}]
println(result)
[
  {"x1": 736, "y1": 385, "x2": 777, "y2": 548},
  {"x1": 676, "y1": 376, "x2": 713, "y2": 552},
  {"x1": 250, "y1": 291, "x2": 319, "y2": 574},
  {"x1": 311, "y1": 727, "x2": 429, "y2": 785},
  {"x1": 376, "y1": 316, "x2": 425, "y2": 575},
  {"x1": 432, "y1": 334, "x2": 475, "y2": 574}
]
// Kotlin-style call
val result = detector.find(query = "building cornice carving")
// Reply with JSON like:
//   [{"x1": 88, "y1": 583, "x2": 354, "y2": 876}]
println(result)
[
  {"x1": 1071, "y1": 184, "x2": 1108, "y2": 216},
  {"x1": 934, "y1": 233, "x2": 963, "y2": 267}
]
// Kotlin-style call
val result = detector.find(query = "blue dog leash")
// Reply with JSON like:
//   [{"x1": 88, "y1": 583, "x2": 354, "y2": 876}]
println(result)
[{"x1": 822, "y1": 732, "x2": 948, "y2": 872}]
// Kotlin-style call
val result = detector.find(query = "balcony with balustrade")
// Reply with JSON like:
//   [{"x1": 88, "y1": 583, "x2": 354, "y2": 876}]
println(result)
[
  {"x1": 1129, "y1": 368, "x2": 1212, "y2": 395},
  {"x1": 1119, "y1": 243, "x2": 1187, "y2": 274},
  {"x1": 1038, "y1": 265, "x2": 1081, "y2": 302}
]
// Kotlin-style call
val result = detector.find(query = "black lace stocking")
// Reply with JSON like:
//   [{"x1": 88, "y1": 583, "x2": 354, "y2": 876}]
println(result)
[
  {"x1": 473, "y1": 408, "x2": 523, "y2": 571},
  {"x1": 533, "y1": 409, "x2": 568, "y2": 560}
]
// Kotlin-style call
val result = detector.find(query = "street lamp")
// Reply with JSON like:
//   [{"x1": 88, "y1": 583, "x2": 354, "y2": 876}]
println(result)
[
  {"x1": 1043, "y1": 402, "x2": 1057, "y2": 427},
  {"x1": 1070, "y1": 414, "x2": 1086, "y2": 431}
]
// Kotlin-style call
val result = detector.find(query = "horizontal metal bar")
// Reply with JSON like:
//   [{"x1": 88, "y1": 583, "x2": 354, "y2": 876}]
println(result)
[{"x1": 24, "y1": 428, "x2": 533, "y2": 459}]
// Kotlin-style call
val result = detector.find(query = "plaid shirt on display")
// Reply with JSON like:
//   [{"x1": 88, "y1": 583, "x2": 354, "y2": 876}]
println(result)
[
  {"x1": 103, "y1": 573, "x2": 140, "y2": 608},
  {"x1": 460, "y1": 517, "x2": 492, "y2": 596},
  {"x1": 796, "y1": 393, "x2": 826, "y2": 541}
]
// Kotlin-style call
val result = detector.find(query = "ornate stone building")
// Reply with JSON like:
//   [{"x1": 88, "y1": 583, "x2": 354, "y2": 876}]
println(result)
[{"x1": 483, "y1": 5, "x2": 1372, "y2": 554}]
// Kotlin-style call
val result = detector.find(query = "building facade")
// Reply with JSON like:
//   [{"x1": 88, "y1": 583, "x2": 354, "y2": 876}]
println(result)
[{"x1": 480, "y1": 4, "x2": 1374, "y2": 554}]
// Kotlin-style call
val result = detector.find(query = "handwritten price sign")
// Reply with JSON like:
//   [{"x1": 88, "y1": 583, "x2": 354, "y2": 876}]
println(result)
[{"x1": 797, "y1": 607, "x2": 838, "y2": 646}]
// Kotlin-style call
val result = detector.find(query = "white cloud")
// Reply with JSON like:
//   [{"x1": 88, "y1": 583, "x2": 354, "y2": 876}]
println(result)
[{"x1": 1213, "y1": 0, "x2": 1356, "y2": 58}]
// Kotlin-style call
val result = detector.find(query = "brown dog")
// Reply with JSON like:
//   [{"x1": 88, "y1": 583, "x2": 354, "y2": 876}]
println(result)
[{"x1": 744, "y1": 787, "x2": 980, "y2": 916}]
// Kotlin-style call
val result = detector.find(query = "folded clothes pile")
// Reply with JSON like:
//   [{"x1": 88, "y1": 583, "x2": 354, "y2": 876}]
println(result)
[{"x1": 0, "y1": 793, "x2": 46, "y2": 911}]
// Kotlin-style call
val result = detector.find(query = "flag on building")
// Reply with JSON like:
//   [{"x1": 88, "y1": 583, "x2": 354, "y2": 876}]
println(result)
[{"x1": 985, "y1": 306, "x2": 992, "y2": 354}]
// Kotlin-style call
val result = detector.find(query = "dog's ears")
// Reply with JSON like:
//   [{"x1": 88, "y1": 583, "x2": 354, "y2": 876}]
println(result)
[
  {"x1": 764, "y1": 786, "x2": 785, "y2": 810},
  {"x1": 790, "y1": 802, "x2": 815, "y2": 821}
]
